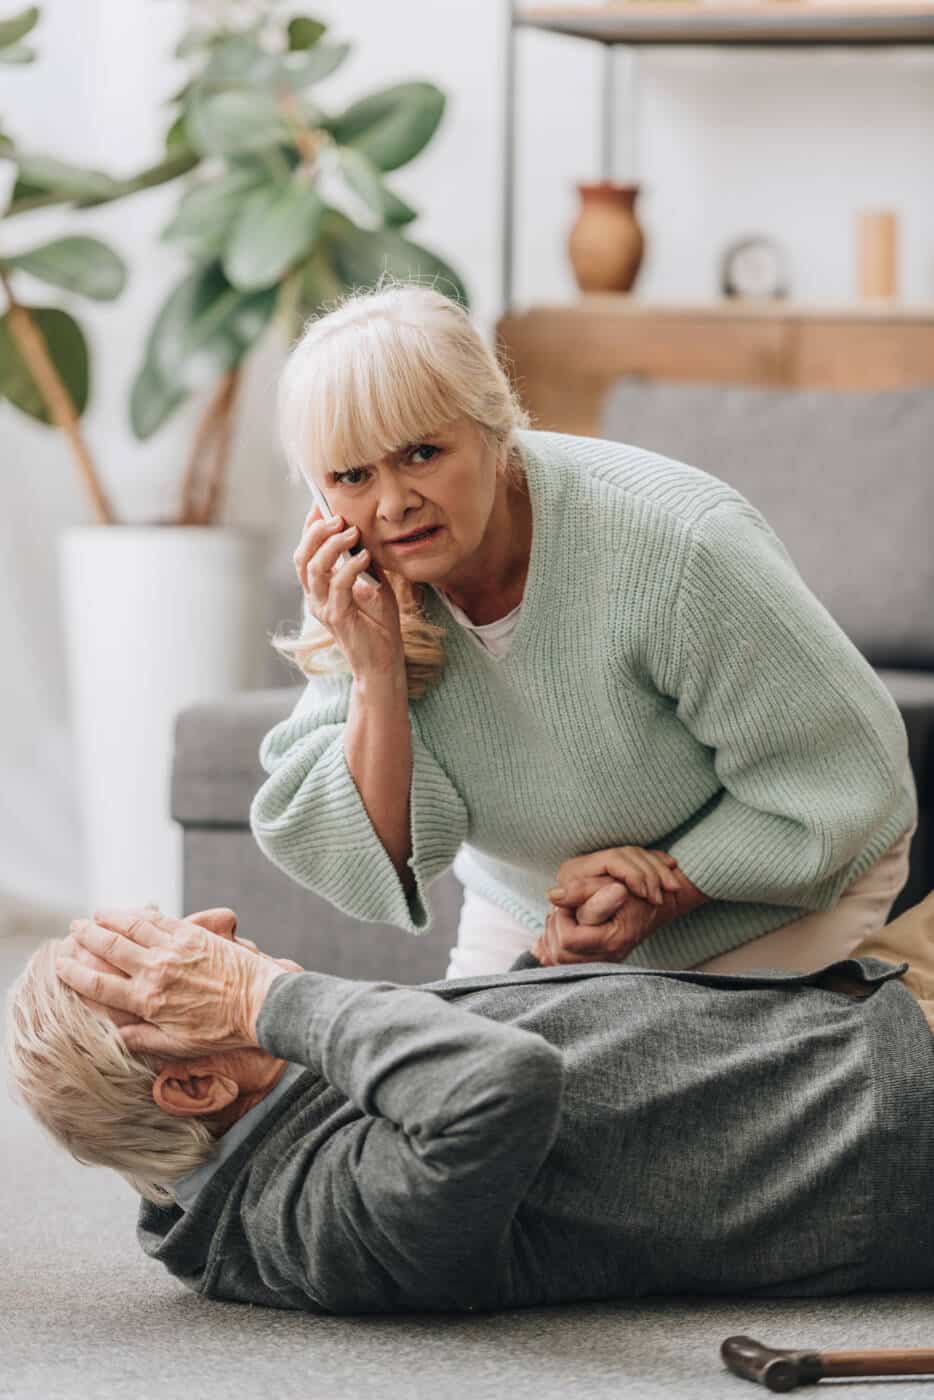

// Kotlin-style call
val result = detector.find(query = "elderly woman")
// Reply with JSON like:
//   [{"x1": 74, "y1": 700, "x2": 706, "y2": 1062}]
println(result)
[{"x1": 250, "y1": 277, "x2": 917, "y2": 979}]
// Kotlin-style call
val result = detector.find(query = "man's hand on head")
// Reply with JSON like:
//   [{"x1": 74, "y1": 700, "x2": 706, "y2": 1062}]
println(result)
[
  {"x1": 182, "y1": 906, "x2": 304, "y2": 976},
  {"x1": 55, "y1": 906, "x2": 300, "y2": 1059},
  {"x1": 58, "y1": 906, "x2": 302, "y2": 1032}
]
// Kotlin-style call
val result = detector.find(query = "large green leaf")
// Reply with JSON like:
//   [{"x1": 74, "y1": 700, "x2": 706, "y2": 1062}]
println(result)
[
  {"x1": 185, "y1": 87, "x2": 290, "y2": 158},
  {"x1": 0, "y1": 5, "x2": 38, "y2": 48},
  {"x1": 130, "y1": 263, "x2": 276, "y2": 438},
  {"x1": 287, "y1": 16, "x2": 327, "y2": 51},
  {"x1": 161, "y1": 167, "x2": 267, "y2": 261},
  {"x1": 174, "y1": 26, "x2": 209, "y2": 61},
  {"x1": 201, "y1": 34, "x2": 277, "y2": 86},
  {"x1": 0, "y1": 42, "x2": 34, "y2": 63},
  {"x1": 223, "y1": 180, "x2": 325, "y2": 291},
  {"x1": 0, "y1": 306, "x2": 89, "y2": 422},
  {"x1": 323, "y1": 209, "x2": 468, "y2": 307},
  {"x1": 3, "y1": 174, "x2": 46, "y2": 215},
  {"x1": 3, "y1": 236, "x2": 127, "y2": 300},
  {"x1": 294, "y1": 243, "x2": 348, "y2": 322},
  {"x1": 143, "y1": 263, "x2": 277, "y2": 384},
  {"x1": 164, "y1": 112, "x2": 189, "y2": 155},
  {"x1": 12, "y1": 154, "x2": 122, "y2": 202},
  {"x1": 327, "y1": 82, "x2": 445, "y2": 173},
  {"x1": 272, "y1": 42, "x2": 349, "y2": 90},
  {"x1": 336, "y1": 147, "x2": 417, "y2": 229},
  {"x1": 129, "y1": 360, "x2": 186, "y2": 441}
]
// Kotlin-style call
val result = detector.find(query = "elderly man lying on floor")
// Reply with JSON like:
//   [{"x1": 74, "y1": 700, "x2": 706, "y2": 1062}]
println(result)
[{"x1": 6, "y1": 890, "x2": 934, "y2": 1316}]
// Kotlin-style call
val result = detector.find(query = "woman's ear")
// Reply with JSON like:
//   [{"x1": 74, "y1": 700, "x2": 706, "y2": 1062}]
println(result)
[{"x1": 152, "y1": 1064, "x2": 239, "y2": 1118}]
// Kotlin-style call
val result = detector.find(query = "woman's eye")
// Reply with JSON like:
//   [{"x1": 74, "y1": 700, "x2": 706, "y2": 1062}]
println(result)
[{"x1": 333, "y1": 445, "x2": 437, "y2": 485}]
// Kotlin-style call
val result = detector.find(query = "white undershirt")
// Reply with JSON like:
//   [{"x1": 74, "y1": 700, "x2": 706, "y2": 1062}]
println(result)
[
  {"x1": 430, "y1": 585, "x2": 529, "y2": 972},
  {"x1": 431, "y1": 588, "x2": 523, "y2": 658}
]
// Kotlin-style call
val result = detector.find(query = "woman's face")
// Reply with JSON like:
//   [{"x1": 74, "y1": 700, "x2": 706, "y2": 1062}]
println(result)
[{"x1": 314, "y1": 413, "x2": 505, "y2": 588}]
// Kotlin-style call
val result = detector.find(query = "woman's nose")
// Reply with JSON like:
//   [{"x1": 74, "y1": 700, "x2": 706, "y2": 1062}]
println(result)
[{"x1": 378, "y1": 500, "x2": 424, "y2": 529}]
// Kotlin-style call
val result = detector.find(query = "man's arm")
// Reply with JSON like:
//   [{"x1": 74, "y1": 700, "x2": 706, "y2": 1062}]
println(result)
[
  {"x1": 247, "y1": 970, "x2": 564, "y2": 1313},
  {"x1": 59, "y1": 906, "x2": 560, "y2": 1313}
]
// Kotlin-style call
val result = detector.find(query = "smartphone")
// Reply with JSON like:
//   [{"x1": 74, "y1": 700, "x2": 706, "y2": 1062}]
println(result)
[{"x1": 308, "y1": 479, "x2": 379, "y2": 589}]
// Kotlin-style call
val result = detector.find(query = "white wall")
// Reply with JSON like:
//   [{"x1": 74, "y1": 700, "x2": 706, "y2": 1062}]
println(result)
[{"x1": 2, "y1": 0, "x2": 933, "y2": 921}]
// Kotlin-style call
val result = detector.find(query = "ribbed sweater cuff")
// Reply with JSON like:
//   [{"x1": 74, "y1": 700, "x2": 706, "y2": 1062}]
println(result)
[{"x1": 253, "y1": 728, "x2": 468, "y2": 936}]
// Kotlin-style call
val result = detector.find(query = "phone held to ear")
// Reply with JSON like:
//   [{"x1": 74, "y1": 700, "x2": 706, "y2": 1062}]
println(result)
[{"x1": 307, "y1": 479, "x2": 380, "y2": 589}]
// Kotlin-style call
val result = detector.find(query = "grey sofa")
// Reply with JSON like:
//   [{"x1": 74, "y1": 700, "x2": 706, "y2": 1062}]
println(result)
[{"x1": 172, "y1": 380, "x2": 934, "y2": 974}]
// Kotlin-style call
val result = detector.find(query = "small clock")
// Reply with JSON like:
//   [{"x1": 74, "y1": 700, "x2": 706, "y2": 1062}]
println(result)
[{"x1": 720, "y1": 235, "x2": 789, "y2": 300}]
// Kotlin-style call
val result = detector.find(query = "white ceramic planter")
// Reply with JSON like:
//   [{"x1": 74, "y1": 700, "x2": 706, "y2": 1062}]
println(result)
[{"x1": 59, "y1": 525, "x2": 271, "y2": 918}]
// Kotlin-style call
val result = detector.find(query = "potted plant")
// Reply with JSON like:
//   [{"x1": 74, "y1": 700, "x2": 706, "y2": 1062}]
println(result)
[{"x1": 1, "y1": 1, "x2": 468, "y2": 914}]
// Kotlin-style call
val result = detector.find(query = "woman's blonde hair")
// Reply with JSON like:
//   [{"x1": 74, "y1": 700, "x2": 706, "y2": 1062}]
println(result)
[
  {"x1": 4, "y1": 939, "x2": 216, "y2": 1207},
  {"x1": 272, "y1": 275, "x2": 533, "y2": 701}
]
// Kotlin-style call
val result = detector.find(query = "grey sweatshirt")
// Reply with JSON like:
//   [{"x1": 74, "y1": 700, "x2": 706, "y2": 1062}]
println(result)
[{"x1": 137, "y1": 955, "x2": 934, "y2": 1314}]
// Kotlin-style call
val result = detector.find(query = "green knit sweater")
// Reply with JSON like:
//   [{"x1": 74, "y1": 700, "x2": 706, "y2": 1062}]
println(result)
[{"x1": 249, "y1": 428, "x2": 917, "y2": 970}]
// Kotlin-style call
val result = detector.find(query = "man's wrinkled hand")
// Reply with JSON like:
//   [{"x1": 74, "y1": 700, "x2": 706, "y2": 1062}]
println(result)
[
  {"x1": 55, "y1": 905, "x2": 292, "y2": 1059},
  {"x1": 532, "y1": 848, "x2": 707, "y2": 966},
  {"x1": 532, "y1": 876, "x2": 677, "y2": 966}
]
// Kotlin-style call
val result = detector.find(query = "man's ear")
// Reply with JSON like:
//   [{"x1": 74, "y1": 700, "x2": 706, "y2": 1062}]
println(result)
[
  {"x1": 152, "y1": 1064, "x2": 239, "y2": 1118},
  {"x1": 186, "y1": 907, "x2": 237, "y2": 940}
]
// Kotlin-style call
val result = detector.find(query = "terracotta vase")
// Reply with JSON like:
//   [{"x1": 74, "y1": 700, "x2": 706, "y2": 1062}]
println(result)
[{"x1": 568, "y1": 181, "x2": 645, "y2": 293}]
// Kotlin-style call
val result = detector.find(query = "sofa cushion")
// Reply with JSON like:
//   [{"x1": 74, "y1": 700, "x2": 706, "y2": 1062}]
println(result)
[{"x1": 601, "y1": 379, "x2": 934, "y2": 669}]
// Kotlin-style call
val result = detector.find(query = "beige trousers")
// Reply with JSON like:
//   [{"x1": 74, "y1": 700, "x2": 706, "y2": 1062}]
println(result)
[
  {"x1": 689, "y1": 824, "x2": 916, "y2": 976},
  {"x1": 834, "y1": 882, "x2": 934, "y2": 1036},
  {"x1": 690, "y1": 823, "x2": 934, "y2": 1036}
]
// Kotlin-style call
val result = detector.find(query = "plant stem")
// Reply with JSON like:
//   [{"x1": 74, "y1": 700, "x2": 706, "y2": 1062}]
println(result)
[
  {"x1": 174, "y1": 372, "x2": 231, "y2": 525},
  {"x1": 277, "y1": 88, "x2": 324, "y2": 171},
  {"x1": 194, "y1": 366, "x2": 241, "y2": 525},
  {"x1": 174, "y1": 366, "x2": 241, "y2": 526},
  {"x1": 0, "y1": 270, "x2": 117, "y2": 525}
]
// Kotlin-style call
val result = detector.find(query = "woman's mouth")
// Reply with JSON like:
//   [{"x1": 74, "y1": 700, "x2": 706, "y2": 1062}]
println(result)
[{"x1": 388, "y1": 526, "x2": 444, "y2": 552}]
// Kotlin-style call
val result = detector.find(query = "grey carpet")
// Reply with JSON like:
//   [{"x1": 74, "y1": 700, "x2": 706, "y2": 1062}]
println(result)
[{"x1": 2, "y1": 930, "x2": 932, "y2": 1400}]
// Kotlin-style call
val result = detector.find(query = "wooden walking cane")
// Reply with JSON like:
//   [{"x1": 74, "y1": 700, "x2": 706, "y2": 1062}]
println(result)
[{"x1": 721, "y1": 1334, "x2": 934, "y2": 1392}]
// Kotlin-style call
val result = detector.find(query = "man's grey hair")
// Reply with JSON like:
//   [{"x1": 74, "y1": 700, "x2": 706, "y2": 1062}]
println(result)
[{"x1": 4, "y1": 938, "x2": 215, "y2": 1205}]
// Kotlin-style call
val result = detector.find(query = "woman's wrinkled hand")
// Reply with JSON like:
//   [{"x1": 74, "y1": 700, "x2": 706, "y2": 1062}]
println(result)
[
  {"x1": 294, "y1": 505, "x2": 406, "y2": 683},
  {"x1": 548, "y1": 844, "x2": 682, "y2": 916}
]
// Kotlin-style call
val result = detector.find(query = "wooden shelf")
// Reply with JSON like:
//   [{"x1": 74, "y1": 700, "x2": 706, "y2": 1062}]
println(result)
[
  {"x1": 520, "y1": 295, "x2": 934, "y2": 320},
  {"x1": 495, "y1": 299, "x2": 934, "y2": 436},
  {"x1": 517, "y1": 3, "x2": 934, "y2": 46}
]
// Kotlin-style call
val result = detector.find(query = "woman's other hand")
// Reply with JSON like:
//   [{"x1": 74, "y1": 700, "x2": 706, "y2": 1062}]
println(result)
[
  {"x1": 547, "y1": 844, "x2": 682, "y2": 915},
  {"x1": 294, "y1": 505, "x2": 406, "y2": 683}
]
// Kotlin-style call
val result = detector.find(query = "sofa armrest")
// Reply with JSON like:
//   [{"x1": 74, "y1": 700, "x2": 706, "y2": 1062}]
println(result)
[
  {"x1": 172, "y1": 687, "x2": 303, "y2": 826},
  {"x1": 172, "y1": 686, "x2": 464, "y2": 982}
]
